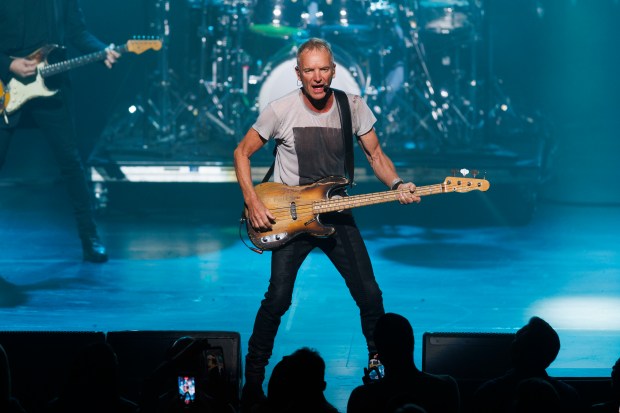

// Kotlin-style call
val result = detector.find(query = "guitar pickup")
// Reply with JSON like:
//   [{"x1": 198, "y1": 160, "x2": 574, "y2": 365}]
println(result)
[
  {"x1": 260, "y1": 232, "x2": 288, "y2": 244},
  {"x1": 290, "y1": 202, "x2": 297, "y2": 220}
]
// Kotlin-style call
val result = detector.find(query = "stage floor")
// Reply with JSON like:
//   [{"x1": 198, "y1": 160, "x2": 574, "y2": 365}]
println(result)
[{"x1": 1, "y1": 179, "x2": 619, "y2": 411}]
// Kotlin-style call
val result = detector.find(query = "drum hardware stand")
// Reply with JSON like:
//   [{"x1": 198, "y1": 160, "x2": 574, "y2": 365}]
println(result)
[
  {"x1": 143, "y1": 0, "x2": 197, "y2": 147},
  {"x1": 390, "y1": 0, "x2": 485, "y2": 151},
  {"x1": 193, "y1": 0, "x2": 236, "y2": 138},
  {"x1": 194, "y1": 0, "x2": 252, "y2": 140},
  {"x1": 97, "y1": 0, "x2": 192, "y2": 153},
  {"x1": 401, "y1": 27, "x2": 450, "y2": 149},
  {"x1": 361, "y1": 9, "x2": 413, "y2": 148},
  {"x1": 476, "y1": 0, "x2": 517, "y2": 147},
  {"x1": 437, "y1": 2, "x2": 486, "y2": 148},
  {"x1": 221, "y1": 1, "x2": 256, "y2": 139}
]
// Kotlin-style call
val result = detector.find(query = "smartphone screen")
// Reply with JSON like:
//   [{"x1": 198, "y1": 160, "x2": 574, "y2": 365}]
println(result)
[
  {"x1": 178, "y1": 375, "x2": 196, "y2": 405},
  {"x1": 368, "y1": 363, "x2": 384, "y2": 380},
  {"x1": 368, "y1": 356, "x2": 384, "y2": 380}
]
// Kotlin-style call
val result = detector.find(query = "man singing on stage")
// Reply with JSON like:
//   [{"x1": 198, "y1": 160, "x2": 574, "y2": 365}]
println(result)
[{"x1": 233, "y1": 37, "x2": 420, "y2": 411}]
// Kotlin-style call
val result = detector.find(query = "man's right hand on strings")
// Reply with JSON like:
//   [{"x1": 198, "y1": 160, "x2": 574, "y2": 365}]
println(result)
[
  {"x1": 9, "y1": 58, "x2": 38, "y2": 78},
  {"x1": 246, "y1": 198, "x2": 276, "y2": 232}
]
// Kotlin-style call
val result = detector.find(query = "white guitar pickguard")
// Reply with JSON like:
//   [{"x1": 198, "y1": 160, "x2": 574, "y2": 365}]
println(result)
[{"x1": 6, "y1": 62, "x2": 58, "y2": 114}]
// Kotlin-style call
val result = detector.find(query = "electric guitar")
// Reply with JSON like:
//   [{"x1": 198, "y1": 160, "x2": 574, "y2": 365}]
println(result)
[
  {"x1": 243, "y1": 174, "x2": 491, "y2": 252},
  {"x1": 1, "y1": 38, "x2": 162, "y2": 116},
  {"x1": 0, "y1": 80, "x2": 9, "y2": 118}
]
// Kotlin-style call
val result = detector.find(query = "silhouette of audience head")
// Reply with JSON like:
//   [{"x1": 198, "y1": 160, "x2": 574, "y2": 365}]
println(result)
[
  {"x1": 392, "y1": 404, "x2": 428, "y2": 413},
  {"x1": 139, "y1": 335, "x2": 234, "y2": 413},
  {"x1": 46, "y1": 340, "x2": 137, "y2": 413},
  {"x1": 387, "y1": 394, "x2": 430, "y2": 413},
  {"x1": 373, "y1": 312, "x2": 415, "y2": 367},
  {"x1": 472, "y1": 316, "x2": 586, "y2": 413},
  {"x1": 70, "y1": 341, "x2": 121, "y2": 397},
  {"x1": 269, "y1": 347, "x2": 325, "y2": 398},
  {"x1": 1, "y1": 343, "x2": 26, "y2": 413},
  {"x1": 1, "y1": 344, "x2": 9, "y2": 404},
  {"x1": 261, "y1": 347, "x2": 337, "y2": 413},
  {"x1": 591, "y1": 356, "x2": 620, "y2": 412},
  {"x1": 348, "y1": 314, "x2": 460, "y2": 413},
  {"x1": 512, "y1": 377, "x2": 561, "y2": 413},
  {"x1": 510, "y1": 316, "x2": 560, "y2": 371},
  {"x1": 166, "y1": 336, "x2": 209, "y2": 376},
  {"x1": 612, "y1": 357, "x2": 620, "y2": 400},
  {"x1": 166, "y1": 336, "x2": 231, "y2": 401}
]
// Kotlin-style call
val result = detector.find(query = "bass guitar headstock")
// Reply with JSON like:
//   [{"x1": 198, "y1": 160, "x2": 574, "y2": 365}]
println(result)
[{"x1": 443, "y1": 169, "x2": 490, "y2": 192}]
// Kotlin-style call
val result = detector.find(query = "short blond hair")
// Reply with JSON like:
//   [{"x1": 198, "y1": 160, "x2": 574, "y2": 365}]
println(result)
[{"x1": 296, "y1": 38, "x2": 335, "y2": 68}]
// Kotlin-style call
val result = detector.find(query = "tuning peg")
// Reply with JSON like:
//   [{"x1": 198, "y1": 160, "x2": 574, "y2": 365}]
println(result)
[
  {"x1": 451, "y1": 169, "x2": 457, "y2": 177},
  {"x1": 459, "y1": 168, "x2": 470, "y2": 177},
  {"x1": 472, "y1": 169, "x2": 479, "y2": 178}
]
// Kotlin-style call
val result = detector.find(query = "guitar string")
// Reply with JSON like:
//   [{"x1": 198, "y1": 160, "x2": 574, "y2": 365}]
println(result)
[
  {"x1": 264, "y1": 185, "x2": 447, "y2": 220},
  {"x1": 263, "y1": 181, "x2": 487, "y2": 220}
]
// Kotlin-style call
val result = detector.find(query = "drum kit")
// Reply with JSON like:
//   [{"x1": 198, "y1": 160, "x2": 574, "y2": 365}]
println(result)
[{"x1": 137, "y1": 0, "x2": 486, "y2": 154}]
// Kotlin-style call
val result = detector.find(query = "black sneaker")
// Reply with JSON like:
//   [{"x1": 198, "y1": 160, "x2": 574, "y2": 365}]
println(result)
[{"x1": 81, "y1": 236, "x2": 108, "y2": 263}]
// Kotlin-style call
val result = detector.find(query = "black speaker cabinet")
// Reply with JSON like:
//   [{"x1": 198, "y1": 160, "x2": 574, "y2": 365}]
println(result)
[
  {"x1": 0, "y1": 331, "x2": 106, "y2": 412},
  {"x1": 422, "y1": 332, "x2": 516, "y2": 380}
]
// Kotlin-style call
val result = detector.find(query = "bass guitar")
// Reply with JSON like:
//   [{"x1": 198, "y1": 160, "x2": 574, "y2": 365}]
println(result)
[
  {"x1": 243, "y1": 174, "x2": 490, "y2": 252},
  {"x1": 1, "y1": 38, "x2": 162, "y2": 116}
]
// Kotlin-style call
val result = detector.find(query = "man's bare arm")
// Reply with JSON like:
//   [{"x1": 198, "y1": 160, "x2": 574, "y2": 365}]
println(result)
[
  {"x1": 358, "y1": 128, "x2": 420, "y2": 204},
  {"x1": 233, "y1": 128, "x2": 276, "y2": 230}
]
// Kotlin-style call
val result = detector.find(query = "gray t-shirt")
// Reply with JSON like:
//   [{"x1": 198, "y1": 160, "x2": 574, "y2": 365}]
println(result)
[{"x1": 253, "y1": 89, "x2": 377, "y2": 186}]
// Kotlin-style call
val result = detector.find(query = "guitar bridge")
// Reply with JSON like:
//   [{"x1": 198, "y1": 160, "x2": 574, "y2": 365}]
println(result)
[{"x1": 290, "y1": 202, "x2": 297, "y2": 220}]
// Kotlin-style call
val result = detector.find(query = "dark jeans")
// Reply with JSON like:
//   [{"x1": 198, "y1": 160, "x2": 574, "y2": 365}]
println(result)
[
  {"x1": 244, "y1": 212, "x2": 385, "y2": 385},
  {"x1": 0, "y1": 93, "x2": 97, "y2": 238}
]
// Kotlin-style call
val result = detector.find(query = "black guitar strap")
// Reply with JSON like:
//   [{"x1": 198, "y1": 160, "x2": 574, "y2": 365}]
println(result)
[
  {"x1": 333, "y1": 88, "x2": 355, "y2": 185},
  {"x1": 260, "y1": 150, "x2": 276, "y2": 183}
]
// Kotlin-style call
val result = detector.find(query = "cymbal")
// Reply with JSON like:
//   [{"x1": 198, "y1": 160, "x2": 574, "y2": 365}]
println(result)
[
  {"x1": 320, "y1": 24, "x2": 372, "y2": 34},
  {"x1": 425, "y1": 12, "x2": 468, "y2": 32},
  {"x1": 249, "y1": 24, "x2": 307, "y2": 38},
  {"x1": 419, "y1": 0, "x2": 469, "y2": 8}
]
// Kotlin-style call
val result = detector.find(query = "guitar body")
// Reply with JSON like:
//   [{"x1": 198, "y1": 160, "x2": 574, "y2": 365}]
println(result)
[
  {"x1": 6, "y1": 65, "x2": 58, "y2": 114},
  {"x1": 5, "y1": 45, "x2": 61, "y2": 114},
  {"x1": 245, "y1": 176, "x2": 350, "y2": 251}
]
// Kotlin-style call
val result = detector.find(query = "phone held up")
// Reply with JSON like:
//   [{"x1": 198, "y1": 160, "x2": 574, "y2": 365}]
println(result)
[
  {"x1": 178, "y1": 375, "x2": 196, "y2": 405},
  {"x1": 368, "y1": 354, "x2": 384, "y2": 381}
]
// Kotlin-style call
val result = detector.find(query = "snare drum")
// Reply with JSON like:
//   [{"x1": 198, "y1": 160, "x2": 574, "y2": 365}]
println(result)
[{"x1": 254, "y1": 44, "x2": 365, "y2": 111}]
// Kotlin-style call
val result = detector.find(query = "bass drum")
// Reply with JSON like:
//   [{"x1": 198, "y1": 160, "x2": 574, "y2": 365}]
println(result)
[{"x1": 256, "y1": 44, "x2": 365, "y2": 111}]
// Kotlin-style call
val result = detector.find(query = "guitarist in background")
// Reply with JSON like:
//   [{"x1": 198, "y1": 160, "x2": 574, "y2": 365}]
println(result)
[
  {"x1": 233, "y1": 37, "x2": 420, "y2": 411},
  {"x1": 0, "y1": 0, "x2": 120, "y2": 263}
]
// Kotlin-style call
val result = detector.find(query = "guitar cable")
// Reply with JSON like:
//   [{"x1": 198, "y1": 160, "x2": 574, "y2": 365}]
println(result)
[{"x1": 239, "y1": 215, "x2": 264, "y2": 255}]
